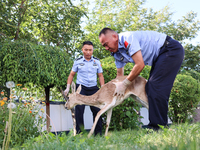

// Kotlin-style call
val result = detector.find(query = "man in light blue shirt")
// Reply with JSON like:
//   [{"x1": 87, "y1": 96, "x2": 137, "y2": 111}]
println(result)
[
  {"x1": 99, "y1": 27, "x2": 184, "y2": 130},
  {"x1": 64, "y1": 41, "x2": 105, "y2": 135},
  {"x1": 72, "y1": 54, "x2": 103, "y2": 87}
]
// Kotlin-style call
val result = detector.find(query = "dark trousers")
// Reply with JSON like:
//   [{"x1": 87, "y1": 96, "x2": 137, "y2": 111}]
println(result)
[
  {"x1": 145, "y1": 36, "x2": 184, "y2": 128},
  {"x1": 75, "y1": 84, "x2": 102, "y2": 135}
]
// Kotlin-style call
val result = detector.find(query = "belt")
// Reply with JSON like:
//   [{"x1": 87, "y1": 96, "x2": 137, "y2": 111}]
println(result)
[{"x1": 160, "y1": 35, "x2": 171, "y2": 49}]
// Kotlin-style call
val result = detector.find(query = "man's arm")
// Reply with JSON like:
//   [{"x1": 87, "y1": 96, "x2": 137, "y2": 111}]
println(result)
[
  {"x1": 67, "y1": 71, "x2": 76, "y2": 84},
  {"x1": 116, "y1": 50, "x2": 144, "y2": 80},
  {"x1": 64, "y1": 70, "x2": 76, "y2": 95},
  {"x1": 98, "y1": 73, "x2": 105, "y2": 87},
  {"x1": 127, "y1": 50, "x2": 145, "y2": 82},
  {"x1": 113, "y1": 50, "x2": 145, "y2": 97},
  {"x1": 117, "y1": 67, "x2": 124, "y2": 77}
]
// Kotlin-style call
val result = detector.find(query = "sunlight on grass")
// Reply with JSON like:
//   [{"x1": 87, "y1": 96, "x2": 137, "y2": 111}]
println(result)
[{"x1": 15, "y1": 123, "x2": 200, "y2": 150}]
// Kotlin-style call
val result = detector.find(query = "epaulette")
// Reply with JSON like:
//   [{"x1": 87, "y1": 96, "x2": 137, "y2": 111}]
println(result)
[
  {"x1": 93, "y1": 56, "x2": 99, "y2": 60},
  {"x1": 75, "y1": 56, "x2": 83, "y2": 61},
  {"x1": 119, "y1": 40, "x2": 123, "y2": 46}
]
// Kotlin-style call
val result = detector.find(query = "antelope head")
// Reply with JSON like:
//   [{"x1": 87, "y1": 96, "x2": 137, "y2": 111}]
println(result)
[{"x1": 65, "y1": 82, "x2": 81, "y2": 110}]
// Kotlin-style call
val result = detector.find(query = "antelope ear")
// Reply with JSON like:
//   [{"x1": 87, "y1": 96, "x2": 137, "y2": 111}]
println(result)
[
  {"x1": 71, "y1": 82, "x2": 76, "y2": 93},
  {"x1": 76, "y1": 84, "x2": 81, "y2": 94}
]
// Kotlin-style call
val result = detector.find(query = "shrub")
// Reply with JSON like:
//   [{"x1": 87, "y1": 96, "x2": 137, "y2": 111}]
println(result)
[
  {"x1": 181, "y1": 69, "x2": 200, "y2": 81},
  {"x1": 0, "y1": 40, "x2": 73, "y2": 88},
  {"x1": 0, "y1": 83, "x2": 46, "y2": 148},
  {"x1": 100, "y1": 56, "x2": 151, "y2": 130},
  {"x1": 168, "y1": 74, "x2": 200, "y2": 123},
  {"x1": 101, "y1": 56, "x2": 151, "y2": 84}
]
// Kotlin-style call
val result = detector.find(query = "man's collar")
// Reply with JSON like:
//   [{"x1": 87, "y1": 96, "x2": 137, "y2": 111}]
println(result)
[
  {"x1": 83, "y1": 56, "x2": 93, "y2": 61},
  {"x1": 110, "y1": 36, "x2": 123, "y2": 56},
  {"x1": 118, "y1": 36, "x2": 124, "y2": 49}
]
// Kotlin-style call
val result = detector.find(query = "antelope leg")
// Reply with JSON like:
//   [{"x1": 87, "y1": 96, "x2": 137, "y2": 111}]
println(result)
[
  {"x1": 105, "y1": 108, "x2": 113, "y2": 136},
  {"x1": 71, "y1": 107, "x2": 76, "y2": 136}
]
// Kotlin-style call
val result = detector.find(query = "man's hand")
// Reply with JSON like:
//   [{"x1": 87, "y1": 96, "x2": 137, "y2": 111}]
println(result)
[
  {"x1": 101, "y1": 84, "x2": 104, "y2": 88},
  {"x1": 113, "y1": 78, "x2": 131, "y2": 98},
  {"x1": 64, "y1": 84, "x2": 70, "y2": 96}
]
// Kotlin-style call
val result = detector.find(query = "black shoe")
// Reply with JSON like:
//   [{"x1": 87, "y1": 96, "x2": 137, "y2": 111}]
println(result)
[
  {"x1": 94, "y1": 131, "x2": 102, "y2": 137},
  {"x1": 148, "y1": 125, "x2": 160, "y2": 131},
  {"x1": 143, "y1": 125, "x2": 160, "y2": 133}
]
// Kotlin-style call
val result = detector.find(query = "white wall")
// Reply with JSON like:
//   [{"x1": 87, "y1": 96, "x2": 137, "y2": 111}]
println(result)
[
  {"x1": 39, "y1": 104, "x2": 172, "y2": 132},
  {"x1": 140, "y1": 107, "x2": 172, "y2": 125},
  {"x1": 39, "y1": 104, "x2": 93, "y2": 132}
]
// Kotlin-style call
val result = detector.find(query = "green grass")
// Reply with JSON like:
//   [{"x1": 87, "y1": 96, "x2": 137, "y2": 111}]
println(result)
[{"x1": 13, "y1": 123, "x2": 200, "y2": 150}]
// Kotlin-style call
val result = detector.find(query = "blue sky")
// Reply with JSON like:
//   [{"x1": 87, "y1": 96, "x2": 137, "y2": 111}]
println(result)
[{"x1": 143, "y1": 0, "x2": 200, "y2": 45}]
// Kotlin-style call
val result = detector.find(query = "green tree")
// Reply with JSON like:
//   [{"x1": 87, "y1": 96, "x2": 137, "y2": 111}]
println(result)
[
  {"x1": 83, "y1": 0, "x2": 200, "y2": 67},
  {"x1": 0, "y1": 0, "x2": 86, "y2": 56},
  {"x1": 182, "y1": 44, "x2": 200, "y2": 72},
  {"x1": 0, "y1": 41, "x2": 72, "y2": 87}
]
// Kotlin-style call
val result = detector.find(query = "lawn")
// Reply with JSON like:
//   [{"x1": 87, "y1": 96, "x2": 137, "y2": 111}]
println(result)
[{"x1": 13, "y1": 122, "x2": 200, "y2": 150}]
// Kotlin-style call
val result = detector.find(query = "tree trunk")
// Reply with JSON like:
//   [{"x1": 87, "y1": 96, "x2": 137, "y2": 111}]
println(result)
[{"x1": 45, "y1": 86, "x2": 50, "y2": 132}]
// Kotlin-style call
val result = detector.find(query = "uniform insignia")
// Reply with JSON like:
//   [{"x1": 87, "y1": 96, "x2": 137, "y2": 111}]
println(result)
[
  {"x1": 127, "y1": 44, "x2": 131, "y2": 50},
  {"x1": 119, "y1": 41, "x2": 123, "y2": 46},
  {"x1": 124, "y1": 41, "x2": 129, "y2": 48},
  {"x1": 79, "y1": 63, "x2": 85, "y2": 66},
  {"x1": 75, "y1": 56, "x2": 83, "y2": 61},
  {"x1": 93, "y1": 60, "x2": 97, "y2": 66},
  {"x1": 124, "y1": 41, "x2": 131, "y2": 50},
  {"x1": 120, "y1": 56, "x2": 124, "y2": 61},
  {"x1": 93, "y1": 56, "x2": 99, "y2": 60}
]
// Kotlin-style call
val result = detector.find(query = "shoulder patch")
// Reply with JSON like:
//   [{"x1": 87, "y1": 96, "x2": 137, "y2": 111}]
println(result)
[
  {"x1": 124, "y1": 41, "x2": 129, "y2": 48},
  {"x1": 93, "y1": 56, "x2": 99, "y2": 60},
  {"x1": 75, "y1": 56, "x2": 83, "y2": 61},
  {"x1": 119, "y1": 40, "x2": 123, "y2": 46},
  {"x1": 124, "y1": 41, "x2": 131, "y2": 50}
]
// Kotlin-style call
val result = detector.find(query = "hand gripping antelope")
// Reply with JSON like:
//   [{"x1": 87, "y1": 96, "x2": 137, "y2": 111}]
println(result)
[{"x1": 65, "y1": 76, "x2": 149, "y2": 137}]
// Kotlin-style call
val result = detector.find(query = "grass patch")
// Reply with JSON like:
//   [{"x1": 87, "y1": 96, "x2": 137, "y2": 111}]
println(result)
[{"x1": 13, "y1": 122, "x2": 200, "y2": 150}]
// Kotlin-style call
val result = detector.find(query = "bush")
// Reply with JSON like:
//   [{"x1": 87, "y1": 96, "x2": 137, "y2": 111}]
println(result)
[
  {"x1": 0, "y1": 102, "x2": 46, "y2": 147},
  {"x1": 101, "y1": 56, "x2": 151, "y2": 84},
  {"x1": 0, "y1": 40, "x2": 73, "y2": 88},
  {"x1": 0, "y1": 84, "x2": 46, "y2": 148},
  {"x1": 181, "y1": 69, "x2": 200, "y2": 81},
  {"x1": 168, "y1": 74, "x2": 200, "y2": 123},
  {"x1": 100, "y1": 56, "x2": 151, "y2": 130}
]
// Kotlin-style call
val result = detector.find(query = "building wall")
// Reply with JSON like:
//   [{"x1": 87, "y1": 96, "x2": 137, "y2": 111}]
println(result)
[{"x1": 39, "y1": 103, "x2": 172, "y2": 132}]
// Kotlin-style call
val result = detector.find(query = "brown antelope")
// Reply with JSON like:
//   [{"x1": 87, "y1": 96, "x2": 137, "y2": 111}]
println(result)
[{"x1": 65, "y1": 76, "x2": 149, "y2": 137}]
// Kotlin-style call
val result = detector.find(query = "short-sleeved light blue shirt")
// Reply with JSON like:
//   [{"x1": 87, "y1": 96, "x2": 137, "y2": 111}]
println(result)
[
  {"x1": 112, "y1": 31, "x2": 167, "y2": 68},
  {"x1": 72, "y1": 56, "x2": 103, "y2": 87}
]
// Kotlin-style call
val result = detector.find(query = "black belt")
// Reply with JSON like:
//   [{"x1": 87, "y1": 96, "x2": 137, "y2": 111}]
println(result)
[{"x1": 160, "y1": 35, "x2": 171, "y2": 49}]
